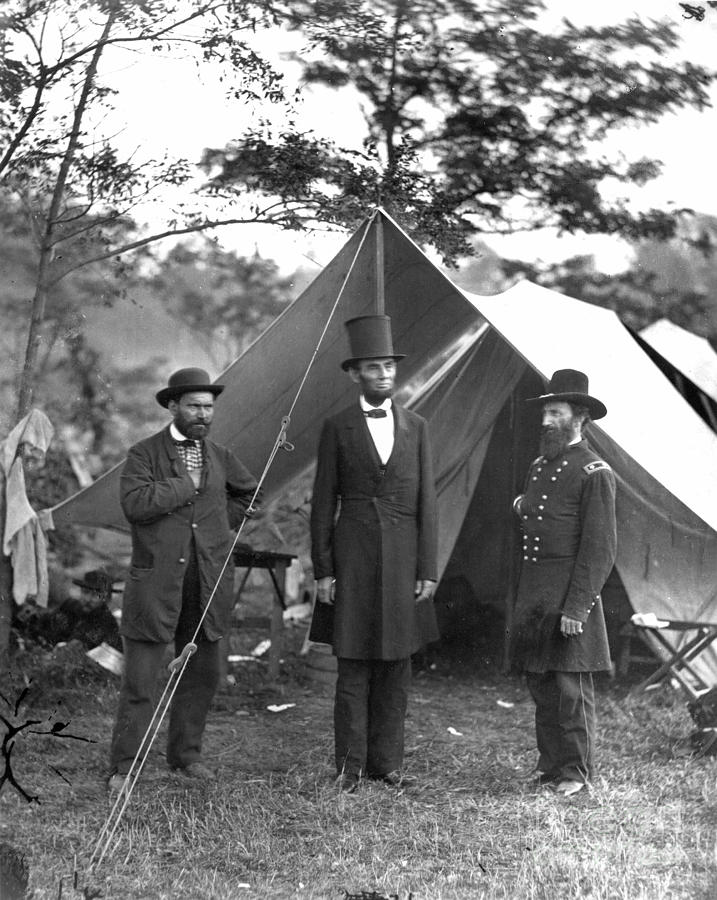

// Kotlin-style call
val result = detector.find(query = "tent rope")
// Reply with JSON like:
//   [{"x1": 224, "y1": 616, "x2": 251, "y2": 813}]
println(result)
[{"x1": 89, "y1": 208, "x2": 379, "y2": 871}]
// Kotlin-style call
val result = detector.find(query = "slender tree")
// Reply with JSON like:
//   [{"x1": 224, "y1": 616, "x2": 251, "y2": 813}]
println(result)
[{"x1": 0, "y1": 0, "x2": 290, "y2": 420}]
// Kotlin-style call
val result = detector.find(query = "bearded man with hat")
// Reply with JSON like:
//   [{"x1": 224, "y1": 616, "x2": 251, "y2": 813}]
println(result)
[
  {"x1": 53, "y1": 569, "x2": 122, "y2": 649},
  {"x1": 512, "y1": 369, "x2": 617, "y2": 797},
  {"x1": 108, "y1": 368, "x2": 258, "y2": 793},
  {"x1": 310, "y1": 315, "x2": 439, "y2": 794}
]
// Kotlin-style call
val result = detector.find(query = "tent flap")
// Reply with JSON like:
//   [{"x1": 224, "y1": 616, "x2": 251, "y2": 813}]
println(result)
[{"x1": 50, "y1": 210, "x2": 717, "y2": 683}]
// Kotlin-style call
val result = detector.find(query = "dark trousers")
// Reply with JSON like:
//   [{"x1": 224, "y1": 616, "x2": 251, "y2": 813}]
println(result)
[
  {"x1": 334, "y1": 657, "x2": 411, "y2": 777},
  {"x1": 526, "y1": 670, "x2": 596, "y2": 783},
  {"x1": 109, "y1": 547, "x2": 220, "y2": 774},
  {"x1": 109, "y1": 635, "x2": 220, "y2": 774}
]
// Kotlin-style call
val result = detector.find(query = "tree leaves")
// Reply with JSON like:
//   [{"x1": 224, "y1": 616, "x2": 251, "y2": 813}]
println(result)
[{"x1": 209, "y1": 0, "x2": 716, "y2": 261}]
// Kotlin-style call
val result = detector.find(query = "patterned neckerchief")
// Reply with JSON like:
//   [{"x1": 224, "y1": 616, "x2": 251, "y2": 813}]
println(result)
[{"x1": 170, "y1": 424, "x2": 203, "y2": 471}]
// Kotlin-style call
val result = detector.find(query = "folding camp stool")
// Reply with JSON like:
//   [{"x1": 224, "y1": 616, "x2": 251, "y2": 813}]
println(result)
[{"x1": 629, "y1": 615, "x2": 717, "y2": 700}]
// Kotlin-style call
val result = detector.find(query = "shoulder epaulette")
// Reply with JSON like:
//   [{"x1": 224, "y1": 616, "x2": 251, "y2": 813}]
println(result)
[{"x1": 583, "y1": 460, "x2": 611, "y2": 475}]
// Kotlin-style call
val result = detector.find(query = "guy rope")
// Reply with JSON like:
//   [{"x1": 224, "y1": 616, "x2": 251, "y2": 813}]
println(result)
[{"x1": 88, "y1": 209, "x2": 380, "y2": 871}]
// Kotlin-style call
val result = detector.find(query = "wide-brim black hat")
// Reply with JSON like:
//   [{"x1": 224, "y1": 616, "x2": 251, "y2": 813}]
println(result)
[
  {"x1": 341, "y1": 314, "x2": 406, "y2": 371},
  {"x1": 526, "y1": 368, "x2": 607, "y2": 420},
  {"x1": 72, "y1": 569, "x2": 122, "y2": 595},
  {"x1": 156, "y1": 368, "x2": 224, "y2": 408}
]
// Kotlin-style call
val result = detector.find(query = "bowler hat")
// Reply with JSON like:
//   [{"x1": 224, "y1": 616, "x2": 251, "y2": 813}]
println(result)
[
  {"x1": 156, "y1": 368, "x2": 224, "y2": 408},
  {"x1": 341, "y1": 315, "x2": 406, "y2": 371},
  {"x1": 72, "y1": 569, "x2": 122, "y2": 595},
  {"x1": 527, "y1": 369, "x2": 607, "y2": 420}
]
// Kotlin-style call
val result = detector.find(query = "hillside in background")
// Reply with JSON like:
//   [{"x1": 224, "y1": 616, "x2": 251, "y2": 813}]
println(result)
[
  {"x1": 635, "y1": 213, "x2": 717, "y2": 336},
  {"x1": 84, "y1": 287, "x2": 213, "y2": 377},
  {"x1": 449, "y1": 215, "x2": 717, "y2": 341}
]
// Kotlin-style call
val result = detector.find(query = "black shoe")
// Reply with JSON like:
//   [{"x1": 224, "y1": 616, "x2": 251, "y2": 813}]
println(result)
[
  {"x1": 171, "y1": 761, "x2": 216, "y2": 781},
  {"x1": 335, "y1": 773, "x2": 360, "y2": 794},
  {"x1": 107, "y1": 772, "x2": 128, "y2": 798},
  {"x1": 554, "y1": 778, "x2": 587, "y2": 797},
  {"x1": 520, "y1": 767, "x2": 559, "y2": 787},
  {"x1": 372, "y1": 770, "x2": 414, "y2": 788}
]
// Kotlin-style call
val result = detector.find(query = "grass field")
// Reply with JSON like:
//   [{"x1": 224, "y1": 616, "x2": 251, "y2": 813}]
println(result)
[{"x1": 1, "y1": 627, "x2": 716, "y2": 900}]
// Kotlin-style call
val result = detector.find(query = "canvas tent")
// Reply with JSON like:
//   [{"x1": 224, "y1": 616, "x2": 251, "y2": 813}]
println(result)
[
  {"x1": 635, "y1": 319, "x2": 717, "y2": 432},
  {"x1": 640, "y1": 319, "x2": 717, "y2": 404},
  {"x1": 50, "y1": 209, "x2": 717, "y2": 682}
]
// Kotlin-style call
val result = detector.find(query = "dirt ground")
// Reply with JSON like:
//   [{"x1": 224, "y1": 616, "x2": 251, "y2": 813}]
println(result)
[{"x1": 1, "y1": 624, "x2": 716, "y2": 899}]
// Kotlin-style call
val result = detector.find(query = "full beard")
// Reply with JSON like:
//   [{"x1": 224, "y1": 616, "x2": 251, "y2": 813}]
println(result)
[
  {"x1": 362, "y1": 386, "x2": 394, "y2": 406},
  {"x1": 539, "y1": 424, "x2": 572, "y2": 460},
  {"x1": 176, "y1": 419, "x2": 210, "y2": 440}
]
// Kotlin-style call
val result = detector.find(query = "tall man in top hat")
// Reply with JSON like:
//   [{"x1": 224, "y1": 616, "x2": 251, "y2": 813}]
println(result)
[
  {"x1": 311, "y1": 315, "x2": 439, "y2": 793},
  {"x1": 512, "y1": 369, "x2": 616, "y2": 797},
  {"x1": 108, "y1": 368, "x2": 258, "y2": 792}
]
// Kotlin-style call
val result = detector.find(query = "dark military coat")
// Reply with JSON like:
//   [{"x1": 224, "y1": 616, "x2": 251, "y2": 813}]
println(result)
[
  {"x1": 511, "y1": 438, "x2": 617, "y2": 673},
  {"x1": 120, "y1": 427, "x2": 257, "y2": 643},
  {"x1": 310, "y1": 402, "x2": 439, "y2": 660}
]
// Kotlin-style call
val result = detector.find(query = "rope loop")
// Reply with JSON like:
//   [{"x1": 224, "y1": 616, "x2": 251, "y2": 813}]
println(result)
[
  {"x1": 168, "y1": 642, "x2": 197, "y2": 673},
  {"x1": 278, "y1": 416, "x2": 294, "y2": 452}
]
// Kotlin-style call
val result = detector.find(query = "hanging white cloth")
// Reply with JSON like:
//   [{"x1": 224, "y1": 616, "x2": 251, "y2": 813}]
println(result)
[{"x1": 0, "y1": 409, "x2": 54, "y2": 606}]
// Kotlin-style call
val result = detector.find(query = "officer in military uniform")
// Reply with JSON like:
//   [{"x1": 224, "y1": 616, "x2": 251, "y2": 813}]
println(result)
[{"x1": 511, "y1": 369, "x2": 616, "y2": 797}]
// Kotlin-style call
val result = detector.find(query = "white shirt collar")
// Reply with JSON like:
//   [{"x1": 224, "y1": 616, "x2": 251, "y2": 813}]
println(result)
[
  {"x1": 170, "y1": 423, "x2": 195, "y2": 442},
  {"x1": 359, "y1": 396, "x2": 393, "y2": 412}
]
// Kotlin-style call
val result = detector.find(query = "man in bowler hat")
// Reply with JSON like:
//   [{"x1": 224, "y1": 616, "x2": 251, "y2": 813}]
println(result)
[
  {"x1": 108, "y1": 368, "x2": 257, "y2": 793},
  {"x1": 12, "y1": 569, "x2": 121, "y2": 650},
  {"x1": 310, "y1": 315, "x2": 439, "y2": 793},
  {"x1": 56, "y1": 569, "x2": 122, "y2": 649},
  {"x1": 512, "y1": 369, "x2": 616, "y2": 797}
]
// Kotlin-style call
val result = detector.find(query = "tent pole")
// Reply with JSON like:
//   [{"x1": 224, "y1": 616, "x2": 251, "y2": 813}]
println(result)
[
  {"x1": 375, "y1": 213, "x2": 385, "y2": 315},
  {"x1": 501, "y1": 391, "x2": 520, "y2": 673}
]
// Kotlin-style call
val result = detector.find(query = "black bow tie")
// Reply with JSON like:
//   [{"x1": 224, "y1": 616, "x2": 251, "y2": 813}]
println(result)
[
  {"x1": 174, "y1": 438, "x2": 198, "y2": 447},
  {"x1": 364, "y1": 409, "x2": 388, "y2": 418}
]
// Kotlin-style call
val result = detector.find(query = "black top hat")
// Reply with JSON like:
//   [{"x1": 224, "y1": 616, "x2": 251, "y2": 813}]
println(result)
[
  {"x1": 72, "y1": 569, "x2": 122, "y2": 595},
  {"x1": 341, "y1": 315, "x2": 406, "y2": 371},
  {"x1": 156, "y1": 368, "x2": 224, "y2": 408},
  {"x1": 527, "y1": 369, "x2": 607, "y2": 420}
]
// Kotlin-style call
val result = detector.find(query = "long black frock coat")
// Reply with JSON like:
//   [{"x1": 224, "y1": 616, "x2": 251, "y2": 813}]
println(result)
[
  {"x1": 310, "y1": 402, "x2": 439, "y2": 660},
  {"x1": 119, "y1": 427, "x2": 257, "y2": 643},
  {"x1": 511, "y1": 438, "x2": 617, "y2": 673}
]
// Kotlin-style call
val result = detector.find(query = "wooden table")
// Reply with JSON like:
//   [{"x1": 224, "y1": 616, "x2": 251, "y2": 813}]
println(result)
[{"x1": 222, "y1": 546, "x2": 297, "y2": 682}]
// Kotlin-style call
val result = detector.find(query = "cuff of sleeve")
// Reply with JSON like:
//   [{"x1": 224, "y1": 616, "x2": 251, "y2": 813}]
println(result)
[{"x1": 562, "y1": 595, "x2": 600, "y2": 624}]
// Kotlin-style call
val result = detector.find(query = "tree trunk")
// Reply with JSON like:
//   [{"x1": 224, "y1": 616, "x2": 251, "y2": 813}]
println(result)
[
  {"x1": 382, "y1": 1, "x2": 406, "y2": 170},
  {"x1": 0, "y1": 474, "x2": 12, "y2": 676},
  {"x1": 15, "y1": 11, "x2": 116, "y2": 423},
  {"x1": 0, "y1": 558, "x2": 13, "y2": 679}
]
